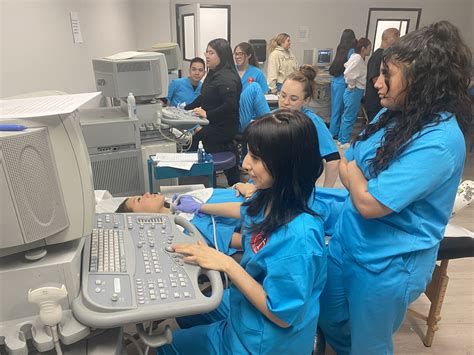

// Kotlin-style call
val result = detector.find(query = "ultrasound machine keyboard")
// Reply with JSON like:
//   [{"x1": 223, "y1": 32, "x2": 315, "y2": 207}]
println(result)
[
  {"x1": 161, "y1": 107, "x2": 209, "y2": 128},
  {"x1": 72, "y1": 213, "x2": 223, "y2": 328}
]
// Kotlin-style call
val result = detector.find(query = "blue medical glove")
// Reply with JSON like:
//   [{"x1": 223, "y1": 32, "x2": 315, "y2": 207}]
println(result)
[{"x1": 171, "y1": 195, "x2": 203, "y2": 214}]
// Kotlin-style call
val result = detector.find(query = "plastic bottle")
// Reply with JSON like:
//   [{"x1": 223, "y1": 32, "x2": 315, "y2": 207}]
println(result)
[
  {"x1": 127, "y1": 92, "x2": 137, "y2": 119},
  {"x1": 197, "y1": 141, "x2": 206, "y2": 163}
]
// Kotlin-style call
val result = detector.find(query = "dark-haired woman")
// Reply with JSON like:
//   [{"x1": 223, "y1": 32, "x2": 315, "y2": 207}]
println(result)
[
  {"x1": 234, "y1": 42, "x2": 268, "y2": 92},
  {"x1": 329, "y1": 29, "x2": 357, "y2": 139},
  {"x1": 318, "y1": 21, "x2": 472, "y2": 354},
  {"x1": 338, "y1": 37, "x2": 372, "y2": 146},
  {"x1": 158, "y1": 110, "x2": 327, "y2": 355},
  {"x1": 186, "y1": 38, "x2": 242, "y2": 185}
]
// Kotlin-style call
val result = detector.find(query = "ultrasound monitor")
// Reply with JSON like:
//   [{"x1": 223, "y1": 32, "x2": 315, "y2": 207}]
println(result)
[
  {"x1": 0, "y1": 99, "x2": 94, "y2": 257},
  {"x1": 93, "y1": 52, "x2": 168, "y2": 100},
  {"x1": 317, "y1": 49, "x2": 333, "y2": 66}
]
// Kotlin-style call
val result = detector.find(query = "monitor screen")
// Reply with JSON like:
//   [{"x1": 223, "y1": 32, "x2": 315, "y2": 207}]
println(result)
[
  {"x1": 317, "y1": 49, "x2": 333, "y2": 65},
  {"x1": 0, "y1": 100, "x2": 94, "y2": 257}
]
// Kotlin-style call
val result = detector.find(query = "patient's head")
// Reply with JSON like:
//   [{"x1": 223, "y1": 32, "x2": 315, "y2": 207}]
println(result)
[{"x1": 115, "y1": 192, "x2": 169, "y2": 213}]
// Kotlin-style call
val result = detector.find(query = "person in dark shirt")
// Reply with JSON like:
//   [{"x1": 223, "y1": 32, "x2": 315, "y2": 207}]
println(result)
[
  {"x1": 186, "y1": 38, "x2": 243, "y2": 185},
  {"x1": 364, "y1": 27, "x2": 400, "y2": 122},
  {"x1": 364, "y1": 28, "x2": 400, "y2": 121}
]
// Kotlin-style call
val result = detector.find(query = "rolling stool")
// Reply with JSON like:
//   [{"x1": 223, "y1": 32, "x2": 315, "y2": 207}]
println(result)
[{"x1": 211, "y1": 151, "x2": 237, "y2": 186}]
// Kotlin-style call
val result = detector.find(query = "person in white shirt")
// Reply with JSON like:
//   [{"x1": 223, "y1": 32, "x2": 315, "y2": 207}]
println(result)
[{"x1": 338, "y1": 38, "x2": 372, "y2": 147}]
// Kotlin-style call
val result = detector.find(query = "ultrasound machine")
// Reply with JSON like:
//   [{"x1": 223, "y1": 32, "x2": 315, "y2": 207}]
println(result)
[{"x1": 0, "y1": 94, "x2": 223, "y2": 354}]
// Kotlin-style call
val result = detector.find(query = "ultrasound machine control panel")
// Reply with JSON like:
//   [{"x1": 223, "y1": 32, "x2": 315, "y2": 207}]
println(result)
[
  {"x1": 72, "y1": 213, "x2": 223, "y2": 328},
  {"x1": 161, "y1": 107, "x2": 209, "y2": 129}
]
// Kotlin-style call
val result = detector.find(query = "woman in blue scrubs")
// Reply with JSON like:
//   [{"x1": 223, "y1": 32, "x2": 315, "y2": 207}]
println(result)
[
  {"x1": 318, "y1": 21, "x2": 472, "y2": 354},
  {"x1": 167, "y1": 57, "x2": 205, "y2": 107},
  {"x1": 329, "y1": 29, "x2": 356, "y2": 139},
  {"x1": 158, "y1": 109, "x2": 328, "y2": 355},
  {"x1": 338, "y1": 37, "x2": 372, "y2": 146},
  {"x1": 278, "y1": 65, "x2": 341, "y2": 187},
  {"x1": 234, "y1": 42, "x2": 268, "y2": 93}
]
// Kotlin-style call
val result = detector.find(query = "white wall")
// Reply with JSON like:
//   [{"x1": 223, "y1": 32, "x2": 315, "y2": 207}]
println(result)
[
  {"x1": 1, "y1": 0, "x2": 137, "y2": 98},
  {"x1": 2, "y1": 0, "x2": 472, "y2": 99},
  {"x1": 230, "y1": 0, "x2": 473, "y2": 65},
  {"x1": 133, "y1": 0, "x2": 171, "y2": 51}
]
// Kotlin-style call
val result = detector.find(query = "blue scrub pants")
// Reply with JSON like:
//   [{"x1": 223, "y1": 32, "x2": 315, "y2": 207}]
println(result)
[
  {"x1": 338, "y1": 87, "x2": 364, "y2": 144},
  {"x1": 329, "y1": 79, "x2": 346, "y2": 138},
  {"x1": 318, "y1": 238, "x2": 438, "y2": 355},
  {"x1": 157, "y1": 290, "x2": 230, "y2": 355}
]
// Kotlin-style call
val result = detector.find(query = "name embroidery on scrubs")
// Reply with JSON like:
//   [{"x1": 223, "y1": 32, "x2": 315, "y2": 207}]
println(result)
[{"x1": 250, "y1": 231, "x2": 268, "y2": 253}]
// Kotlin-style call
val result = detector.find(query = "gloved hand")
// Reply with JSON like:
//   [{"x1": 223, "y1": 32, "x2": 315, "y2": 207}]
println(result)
[{"x1": 171, "y1": 194, "x2": 204, "y2": 215}]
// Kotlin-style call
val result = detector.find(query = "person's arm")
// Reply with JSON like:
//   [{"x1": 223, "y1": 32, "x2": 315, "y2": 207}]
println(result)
[
  {"x1": 346, "y1": 160, "x2": 392, "y2": 218},
  {"x1": 204, "y1": 78, "x2": 240, "y2": 123},
  {"x1": 173, "y1": 240, "x2": 289, "y2": 328},
  {"x1": 323, "y1": 159, "x2": 340, "y2": 187},
  {"x1": 266, "y1": 52, "x2": 279, "y2": 94},
  {"x1": 343, "y1": 56, "x2": 361, "y2": 89},
  {"x1": 184, "y1": 95, "x2": 202, "y2": 110},
  {"x1": 233, "y1": 182, "x2": 257, "y2": 198},
  {"x1": 200, "y1": 202, "x2": 242, "y2": 219},
  {"x1": 230, "y1": 232, "x2": 242, "y2": 249},
  {"x1": 339, "y1": 155, "x2": 350, "y2": 189}
]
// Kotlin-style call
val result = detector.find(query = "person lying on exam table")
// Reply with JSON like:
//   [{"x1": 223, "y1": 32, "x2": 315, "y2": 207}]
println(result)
[{"x1": 116, "y1": 188, "x2": 244, "y2": 256}]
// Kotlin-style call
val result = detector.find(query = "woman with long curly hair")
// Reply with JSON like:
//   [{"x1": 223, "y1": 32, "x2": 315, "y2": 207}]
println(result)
[{"x1": 318, "y1": 21, "x2": 472, "y2": 354}]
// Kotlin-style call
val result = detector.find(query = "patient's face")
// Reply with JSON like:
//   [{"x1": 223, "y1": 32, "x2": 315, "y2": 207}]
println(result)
[{"x1": 126, "y1": 193, "x2": 166, "y2": 213}]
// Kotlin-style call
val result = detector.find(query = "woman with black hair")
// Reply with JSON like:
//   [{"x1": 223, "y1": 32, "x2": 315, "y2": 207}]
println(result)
[
  {"x1": 158, "y1": 110, "x2": 327, "y2": 355},
  {"x1": 234, "y1": 42, "x2": 268, "y2": 92},
  {"x1": 319, "y1": 21, "x2": 472, "y2": 354},
  {"x1": 338, "y1": 37, "x2": 372, "y2": 147},
  {"x1": 186, "y1": 38, "x2": 242, "y2": 185},
  {"x1": 329, "y1": 29, "x2": 357, "y2": 139}
]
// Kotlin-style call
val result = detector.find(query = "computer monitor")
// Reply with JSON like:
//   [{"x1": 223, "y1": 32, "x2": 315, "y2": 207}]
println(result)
[
  {"x1": 93, "y1": 52, "x2": 168, "y2": 100},
  {"x1": 317, "y1": 49, "x2": 333, "y2": 66},
  {"x1": 0, "y1": 105, "x2": 95, "y2": 257},
  {"x1": 151, "y1": 42, "x2": 182, "y2": 71}
]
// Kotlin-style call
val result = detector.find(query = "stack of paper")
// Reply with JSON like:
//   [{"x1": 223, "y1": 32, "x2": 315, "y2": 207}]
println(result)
[{"x1": 152, "y1": 153, "x2": 198, "y2": 170}]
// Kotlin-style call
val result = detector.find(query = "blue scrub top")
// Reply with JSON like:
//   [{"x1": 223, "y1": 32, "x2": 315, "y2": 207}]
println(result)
[
  {"x1": 334, "y1": 109, "x2": 466, "y2": 272},
  {"x1": 302, "y1": 107, "x2": 339, "y2": 159},
  {"x1": 331, "y1": 48, "x2": 355, "y2": 84},
  {"x1": 190, "y1": 189, "x2": 244, "y2": 255},
  {"x1": 216, "y1": 190, "x2": 327, "y2": 354},
  {"x1": 240, "y1": 65, "x2": 269, "y2": 93},
  {"x1": 167, "y1": 77, "x2": 202, "y2": 107},
  {"x1": 239, "y1": 83, "x2": 271, "y2": 132}
]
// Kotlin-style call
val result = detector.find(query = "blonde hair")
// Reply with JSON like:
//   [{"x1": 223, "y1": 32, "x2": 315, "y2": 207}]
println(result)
[{"x1": 268, "y1": 33, "x2": 290, "y2": 54}]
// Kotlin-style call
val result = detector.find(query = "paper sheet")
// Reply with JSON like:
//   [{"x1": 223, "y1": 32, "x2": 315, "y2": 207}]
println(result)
[
  {"x1": 152, "y1": 153, "x2": 198, "y2": 170},
  {"x1": 0, "y1": 92, "x2": 101, "y2": 119},
  {"x1": 104, "y1": 51, "x2": 159, "y2": 60}
]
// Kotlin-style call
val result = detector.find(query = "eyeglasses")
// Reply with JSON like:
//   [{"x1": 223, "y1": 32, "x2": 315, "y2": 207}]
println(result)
[
  {"x1": 233, "y1": 52, "x2": 245, "y2": 57},
  {"x1": 278, "y1": 92, "x2": 303, "y2": 104}
]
